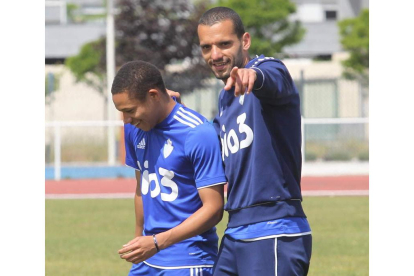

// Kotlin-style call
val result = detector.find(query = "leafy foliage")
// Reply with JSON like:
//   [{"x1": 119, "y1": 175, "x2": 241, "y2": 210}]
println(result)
[
  {"x1": 65, "y1": 38, "x2": 107, "y2": 93},
  {"x1": 114, "y1": 0, "x2": 212, "y2": 92},
  {"x1": 338, "y1": 9, "x2": 369, "y2": 85},
  {"x1": 65, "y1": 0, "x2": 305, "y2": 94},
  {"x1": 66, "y1": 3, "x2": 106, "y2": 24},
  {"x1": 215, "y1": 0, "x2": 305, "y2": 57},
  {"x1": 65, "y1": 0, "x2": 212, "y2": 94}
]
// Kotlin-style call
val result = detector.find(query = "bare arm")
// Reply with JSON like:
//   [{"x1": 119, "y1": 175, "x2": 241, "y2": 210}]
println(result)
[
  {"x1": 156, "y1": 184, "x2": 224, "y2": 249},
  {"x1": 118, "y1": 184, "x2": 224, "y2": 264},
  {"x1": 133, "y1": 171, "x2": 143, "y2": 237}
]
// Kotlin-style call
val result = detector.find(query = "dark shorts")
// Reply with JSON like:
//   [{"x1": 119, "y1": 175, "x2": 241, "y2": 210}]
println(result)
[
  {"x1": 128, "y1": 262, "x2": 213, "y2": 276},
  {"x1": 213, "y1": 235, "x2": 312, "y2": 276}
]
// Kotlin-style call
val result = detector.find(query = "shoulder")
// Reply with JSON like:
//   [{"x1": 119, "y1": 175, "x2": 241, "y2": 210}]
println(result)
[
  {"x1": 185, "y1": 122, "x2": 219, "y2": 151},
  {"x1": 250, "y1": 56, "x2": 286, "y2": 69},
  {"x1": 176, "y1": 105, "x2": 207, "y2": 123},
  {"x1": 172, "y1": 105, "x2": 207, "y2": 129},
  {"x1": 191, "y1": 122, "x2": 217, "y2": 136}
]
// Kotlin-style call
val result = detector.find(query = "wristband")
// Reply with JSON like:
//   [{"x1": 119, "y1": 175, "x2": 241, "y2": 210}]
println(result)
[{"x1": 152, "y1": 234, "x2": 160, "y2": 252}]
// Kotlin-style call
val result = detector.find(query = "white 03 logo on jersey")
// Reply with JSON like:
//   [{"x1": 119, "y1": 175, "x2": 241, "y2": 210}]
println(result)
[
  {"x1": 141, "y1": 160, "x2": 178, "y2": 202},
  {"x1": 221, "y1": 113, "x2": 253, "y2": 160}
]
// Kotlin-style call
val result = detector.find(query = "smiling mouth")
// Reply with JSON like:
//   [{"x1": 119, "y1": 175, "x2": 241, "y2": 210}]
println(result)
[
  {"x1": 212, "y1": 61, "x2": 229, "y2": 71},
  {"x1": 133, "y1": 121, "x2": 141, "y2": 128}
]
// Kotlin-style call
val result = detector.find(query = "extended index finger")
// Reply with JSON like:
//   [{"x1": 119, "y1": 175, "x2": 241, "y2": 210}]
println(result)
[{"x1": 224, "y1": 67, "x2": 239, "y2": 91}]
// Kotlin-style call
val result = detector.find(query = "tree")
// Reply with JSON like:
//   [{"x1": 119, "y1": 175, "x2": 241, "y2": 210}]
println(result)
[
  {"x1": 338, "y1": 9, "x2": 369, "y2": 86},
  {"x1": 65, "y1": 0, "x2": 212, "y2": 95},
  {"x1": 65, "y1": 38, "x2": 107, "y2": 94},
  {"x1": 115, "y1": 0, "x2": 212, "y2": 92},
  {"x1": 215, "y1": 0, "x2": 305, "y2": 57}
]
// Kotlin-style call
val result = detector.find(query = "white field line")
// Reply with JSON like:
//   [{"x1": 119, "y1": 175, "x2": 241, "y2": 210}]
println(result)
[
  {"x1": 302, "y1": 190, "x2": 369, "y2": 196},
  {"x1": 45, "y1": 190, "x2": 368, "y2": 199},
  {"x1": 45, "y1": 193, "x2": 135, "y2": 199}
]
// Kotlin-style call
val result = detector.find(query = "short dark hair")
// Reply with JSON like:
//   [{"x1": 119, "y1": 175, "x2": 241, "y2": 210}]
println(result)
[
  {"x1": 198, "y1": 7, "x2": 245, "y2": 38},
  {"x1": 111, "y1": 60, "x2": 167, "y2": 101}
]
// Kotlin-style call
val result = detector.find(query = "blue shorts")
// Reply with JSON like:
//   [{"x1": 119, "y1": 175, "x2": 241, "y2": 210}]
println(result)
[
  {"x1": 213, "y1": 235, "x2": 312, "y2": 276},
  {"x1": 129, "y1": 262, "x2": 214, "y2": 276}
]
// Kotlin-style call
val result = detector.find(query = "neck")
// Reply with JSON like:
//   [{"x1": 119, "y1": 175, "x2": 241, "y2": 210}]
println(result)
[{"x1": 157, "y1": 96, "x2": 176, "y2": 124}]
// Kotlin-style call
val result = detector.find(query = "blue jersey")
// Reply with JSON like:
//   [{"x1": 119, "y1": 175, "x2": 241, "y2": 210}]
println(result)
[
  {"x1": 125, "y1": 103, "x2": 227, "y2": 267},
  {"x1": 213, "y1": 55, "x2": 308, "y2": 229}
]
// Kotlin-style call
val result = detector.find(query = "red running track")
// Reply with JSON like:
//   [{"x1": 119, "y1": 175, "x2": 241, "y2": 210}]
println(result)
[{"x1": 45, "y1": 175, "x2": 369, "y2": 199}]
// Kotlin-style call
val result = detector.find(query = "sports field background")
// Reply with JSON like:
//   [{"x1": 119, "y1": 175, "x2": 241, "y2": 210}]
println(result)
[{"x1": 45, "y1": 196, "x2": 368, "y2": 276}]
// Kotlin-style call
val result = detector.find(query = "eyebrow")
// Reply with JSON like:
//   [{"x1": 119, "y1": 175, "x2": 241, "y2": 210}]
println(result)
[{"x1": 200, "y1": 40, "x2": 232, "y2": 47}]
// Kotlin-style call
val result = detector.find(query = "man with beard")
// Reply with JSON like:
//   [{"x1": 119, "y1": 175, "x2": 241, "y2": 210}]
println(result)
[{"x1": 196, "y1": 7, "x2": 312, "y2": 276}]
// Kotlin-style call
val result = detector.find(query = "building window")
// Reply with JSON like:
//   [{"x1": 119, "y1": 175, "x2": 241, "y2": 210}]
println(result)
[{"x1": 325, "y1": 10, "x2": 337, "y2": 20}]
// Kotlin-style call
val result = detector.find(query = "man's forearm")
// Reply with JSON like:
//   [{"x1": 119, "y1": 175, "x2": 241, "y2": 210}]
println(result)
[
  {"x1": 155, "y1": 185, "x2": 224, "y2": 250},
  {"x1": 134, "y1": 171, "x2": 144, "y2": 237},
  {"x1": 134, "y1": 193, "x2": 144, "y2": 234},
  {"x1": 156, "y1": 203, "x2": 222, "y2": 250}
]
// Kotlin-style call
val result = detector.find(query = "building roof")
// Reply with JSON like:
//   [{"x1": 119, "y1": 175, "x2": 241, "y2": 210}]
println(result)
[
  {"x1": 283, "y1": 21, "x2": 342, "y2": 57},
  {"x1": 45, "y1": 21, "x2": 342, "y2": 59},
  {"x1": 45, "y1": 24, "x2": 105, "y2": 58}
]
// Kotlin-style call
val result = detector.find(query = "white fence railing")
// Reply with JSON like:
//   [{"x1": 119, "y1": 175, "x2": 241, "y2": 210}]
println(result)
[
  {"x1": 45, "y1": 120, "x2": 124, "y2": 180},
  {"x1": 301, "y1": 117, "x2": 369, "y2": 163},
  {"x1": 46, "y1": 117, "x2": 369, "y2": 180}
]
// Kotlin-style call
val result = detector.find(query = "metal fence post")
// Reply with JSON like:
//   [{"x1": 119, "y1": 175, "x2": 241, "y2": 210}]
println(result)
[
  {"x1": 301, "y1": 116, "x2": 305, "y2": 164},
  {"x1": 106, "y1": 0, "x2": 116, "y2": 165}
]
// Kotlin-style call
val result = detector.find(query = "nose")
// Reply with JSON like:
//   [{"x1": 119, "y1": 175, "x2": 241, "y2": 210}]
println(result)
[{"x1": 211, "y1": 45, "x2": 223, "y2": 61}]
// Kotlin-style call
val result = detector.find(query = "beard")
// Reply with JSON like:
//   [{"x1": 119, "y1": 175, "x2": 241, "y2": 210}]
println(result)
[{"x1": 212, "y1": 45, "x2": 245, "y2": 81}]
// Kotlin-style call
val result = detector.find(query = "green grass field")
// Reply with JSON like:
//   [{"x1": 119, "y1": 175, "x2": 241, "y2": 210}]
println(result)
[{"x1": 46, "y1": 196, "x2": 368, "y2": 275}]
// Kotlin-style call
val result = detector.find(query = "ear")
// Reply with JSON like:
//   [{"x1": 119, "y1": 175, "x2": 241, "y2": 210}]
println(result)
[
  {"x1": 242, "y1": 32, "x2": 251, "y2": 50},
  {"x1": 148, "y1": 88, "x2": 161, "y2": 101}
]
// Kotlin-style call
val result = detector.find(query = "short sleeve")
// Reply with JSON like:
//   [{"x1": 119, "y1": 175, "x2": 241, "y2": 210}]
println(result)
[
  {"x1": 124, "y1": 124, "x2": 139, "y2": 170},
  {"x1": 185, "y1": 123, "x2": 227, "y2": 189}
]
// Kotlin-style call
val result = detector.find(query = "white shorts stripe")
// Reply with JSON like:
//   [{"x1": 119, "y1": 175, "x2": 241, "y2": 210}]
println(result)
[
  {"x1": 190, "y1": 267, "x2": 204, "y2": 276},
  {"x1": 241, "y1": 232, "x2": 312, "y2": 242},
  {"x1": 274, "y1": 237, "x2": 278, "y2": 276},
  {"x1": 179, "y1": 107, "x2": 204, "y2": 124},
  {"x1": 176, "y1": 111, "x2": 201, "y2": 126},
  {"x1": 143, "y1": 261, "x2": 213, "y2": 270},
  {"x1": 173, "y1": 115, "x2": 196, "y2": 128}
]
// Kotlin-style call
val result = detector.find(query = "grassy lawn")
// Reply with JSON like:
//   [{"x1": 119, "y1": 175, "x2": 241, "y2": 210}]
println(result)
[
  {"x1": 303, "y1": 197, "x2": 369, "y2": 276},
  {"x1": 46, "y1": 196, "x2": 368, "y2": 275}
]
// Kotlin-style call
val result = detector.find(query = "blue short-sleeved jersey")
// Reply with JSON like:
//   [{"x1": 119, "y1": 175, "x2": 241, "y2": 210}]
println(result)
[{"x1": 124, "y1": 103, "x2": 227, "y2": 268}]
